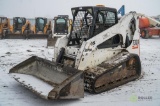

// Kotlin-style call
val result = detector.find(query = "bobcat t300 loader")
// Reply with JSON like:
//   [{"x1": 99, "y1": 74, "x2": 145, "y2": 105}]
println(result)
[{"x1": 9, "y1": 6, "x2": 142, "y2": 99}]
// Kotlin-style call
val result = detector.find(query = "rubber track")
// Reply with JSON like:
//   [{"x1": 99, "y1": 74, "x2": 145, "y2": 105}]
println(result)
[{"x1": 84, "y1": 52, "x2": 141, "y2": 93}]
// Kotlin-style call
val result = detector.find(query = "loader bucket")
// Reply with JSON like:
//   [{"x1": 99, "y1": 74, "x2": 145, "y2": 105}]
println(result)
[
  {"x1": 9, "y1": 56, "x2": 84, "y2": 99},
  {"x1": 4, "y1": 34, "x2": 26, "y2": 39},
  {"x1": 27, "y1": 34, "x2": 48, "y2": 39}
]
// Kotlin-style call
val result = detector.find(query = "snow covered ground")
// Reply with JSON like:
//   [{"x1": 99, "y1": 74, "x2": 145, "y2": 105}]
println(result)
[{"x1": 0, "y1": 37, "x2": 160, "y2": 106}]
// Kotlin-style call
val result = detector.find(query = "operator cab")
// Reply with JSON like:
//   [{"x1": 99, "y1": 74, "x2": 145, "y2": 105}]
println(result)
[
  {"x1": 68, "y1": 6, "x2": 118, "y2": 46},
  {"x1": 35, "y1": 17, "x2": 47, "y2": 33},
  {"x1": 13, "y1": 17, "x2": 26, "y2": 32},
  {"x1": 53, "y1": 15, "x2": 69, "y2": 35}
]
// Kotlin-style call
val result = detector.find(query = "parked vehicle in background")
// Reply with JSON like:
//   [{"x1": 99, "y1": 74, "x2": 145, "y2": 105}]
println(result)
[
  {"x1": 139, "y1": 16, "x2": 160, "y2": 38},
  {"x1": 28, "y1": 17, "x2": 52, "y2": 39},
  {"x1": 47, "y1": 15, "x2": 72, "y2": 47},
  {"x1": 0, "y1": 17, "x2": 31, "y2": 39}
]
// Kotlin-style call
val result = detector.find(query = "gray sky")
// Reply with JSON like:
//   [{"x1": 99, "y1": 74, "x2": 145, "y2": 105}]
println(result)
[{"x1": 0, "y1": 0, "x2": 160, "y2": 18}]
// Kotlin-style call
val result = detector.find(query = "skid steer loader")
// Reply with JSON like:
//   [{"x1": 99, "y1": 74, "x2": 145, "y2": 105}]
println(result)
[
  {"x1": 2, "y1": 17, "x2": 31, "y2": 39},
  {"x1": 0, "y1": 17, "x2": 10, "y2": 39},
  {"x1": 28, "y1": 17, "x2": 52, "y2": 39},
  {"x1": 47, "y1": 15, "x2": 72, "y2": 47},
  {"x1": 9, "y1": 6, "x2": 142, "y2": 99}
]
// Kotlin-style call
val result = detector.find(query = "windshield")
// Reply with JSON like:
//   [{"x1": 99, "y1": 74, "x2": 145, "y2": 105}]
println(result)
[
  {"x1": 37, "y1": 18, "x2": 45, "y2": 31},
  {"x1": 54, "y1": 18, "x2": 68, "y2": 34},
  {"x1": 56, "y1": 18, "x2": 66, "y2": 24},
  {"x1": 96, "y1": 11, "x2": 116, "y2": 25},
  {"x1": 18, "y1": 18, "x2": 23, "y2": 23},
  {"x1": 105, "y1": 11, "x2": 116, "y2": 24},
  {"x1": 38, "y1": 18, "x2": 45, "y2": 24}
]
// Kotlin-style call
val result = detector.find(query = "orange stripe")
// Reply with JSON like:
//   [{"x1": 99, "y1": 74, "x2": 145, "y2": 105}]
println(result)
[{"x1": 132, "y1": 45, "x2": 138, "y2": 49}]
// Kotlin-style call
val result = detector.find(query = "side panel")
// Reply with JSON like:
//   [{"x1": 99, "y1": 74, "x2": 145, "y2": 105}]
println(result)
[
  {"x1": 77, "y1": 47, "x2": 122, "y2": 70},
  {"x1": 75, "y1": 12, "x2": 140, "y2": 70}
]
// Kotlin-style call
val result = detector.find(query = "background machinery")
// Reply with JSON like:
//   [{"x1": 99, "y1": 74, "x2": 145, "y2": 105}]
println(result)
[
  {"x1": 28, "y1": 17, "x2": 52, "y2": 39},
  {"x1": 139, "y1": 16, "x2": 160, "y2": 38},
  {"x1": 47, "y1": 15, "x2": 72, "y2": 47},
  {"x1": 1, "y1": 17, "x2": 31, "y2": 39},
  {"x1": 0, "y1": 17, "x2": 10, "y2": 39},
  {"x1": 117, "y1": 5, "x2": 160, "y2": 38},
  {"x1": 9, "y1": 6, "x2": 143, "y2": 99}
]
